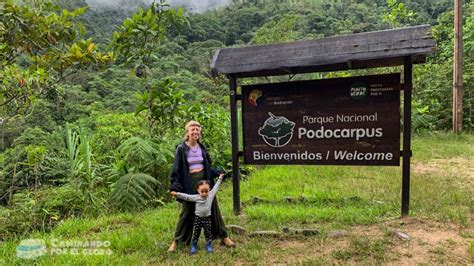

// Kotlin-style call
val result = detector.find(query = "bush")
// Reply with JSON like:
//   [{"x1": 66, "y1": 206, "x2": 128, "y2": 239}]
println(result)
[{"x1": 0, "y1": 185, "x2": 84, "y2": 240}]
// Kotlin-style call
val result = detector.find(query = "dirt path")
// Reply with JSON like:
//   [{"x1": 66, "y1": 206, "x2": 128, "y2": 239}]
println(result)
[
  {"x1": 413, "y1": 156, "x2": 474, "y2": 194},
  {"x1": 259, "y1": 217, "x2": 473, "y2": 264}
]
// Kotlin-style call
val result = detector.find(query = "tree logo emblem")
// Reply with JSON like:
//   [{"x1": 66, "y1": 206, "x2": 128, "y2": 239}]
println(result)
[{"x1": 258, "y1": 112, "x2": 296, "y2": 148}]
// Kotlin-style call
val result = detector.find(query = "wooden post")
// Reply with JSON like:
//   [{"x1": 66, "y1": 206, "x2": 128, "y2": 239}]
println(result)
[
  {"x1": 229, "y1": 75, "x2": 241, "y2": 215},
  {"x1": 402, "y1": 56, "x2": 413, "y2": 217},
  {"x1": 0, "y1": 118, "x2": 4, "y2": 151},
  {"x1": 453, "y1": 0, "x2": 463, "y2": 133}
]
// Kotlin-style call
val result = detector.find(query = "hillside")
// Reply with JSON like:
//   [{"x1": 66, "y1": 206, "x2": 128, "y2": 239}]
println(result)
[{"x1": 1, "y1": 133, "x2": 473, "y2": 264}]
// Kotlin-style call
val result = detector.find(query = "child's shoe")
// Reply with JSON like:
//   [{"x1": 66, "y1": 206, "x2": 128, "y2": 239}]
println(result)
[
  {"x1": 190, "y1": 241, "x2": 198, "y2": 254},
  {"x1": 206, "y1": 241, "x2": 213, "y2": 253}
]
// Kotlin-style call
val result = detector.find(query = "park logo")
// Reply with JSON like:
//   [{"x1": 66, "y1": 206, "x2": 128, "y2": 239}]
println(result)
[
  {"x1": 258, "y1": 112, "x2": 296, "y2": 148},
  {"x1": 16, "y1": 239, "x2": 47, "y2": 259},
  {"x1": 350, "y1": 81, "x2": 368, "y2": 100},
  {"x1": 247, "y1": 89, "x2": 263, "y2": 107}
]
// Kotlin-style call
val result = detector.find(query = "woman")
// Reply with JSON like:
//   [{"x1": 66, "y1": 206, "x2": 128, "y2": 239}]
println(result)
[{"x1": 168, "y1": 121, "x2": 235, "y2": 252}]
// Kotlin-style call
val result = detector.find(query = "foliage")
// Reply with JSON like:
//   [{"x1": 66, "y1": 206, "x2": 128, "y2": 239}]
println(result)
[
  {"x1": 0, "y1": 0, "x2": 113, "y2": 115},
  {"x1": 116, "y1": 137, "x2": 170, "y2": 175},
  {"x1": 382, "y1": 0, "x2": 416, "y2": 27},
  {"x1": 189, "y1": 104, "x2": 232, "y2": 173},
  {"x1": 135, "y1": 78, "x2": 187, "y2": 137},
  {"x1": 83, "y1": 112, "x2": 144, "y2": 162},
  {"x1": 110, "y1": 173, "x2": 161, "y2": 211},
  {"x1": 111, "y1": 0, "x2": 187, "y2": 69},
  {"x1": 64, "y1": 124, "x2": 108, "y2": 212},
  {"x1": 1, "y1": 128, "x2": 64, "y2": 203},
  {"x1": 413, "y1": 2, "x2": 474, "y2": 131},
  {"x1": 0, "y1": 185, "x2": 84, "y2": 240},
  {"x1": 252, "y1": 14, "x2": 302, "y2": 44},
  {"x1": 111, "y1": 0, "x2": 188, "y2": 136}
]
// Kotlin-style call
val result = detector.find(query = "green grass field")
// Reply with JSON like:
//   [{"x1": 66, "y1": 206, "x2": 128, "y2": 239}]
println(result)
[{"x1": 1, "y1": 132, "x2": 473, "y2": 264}]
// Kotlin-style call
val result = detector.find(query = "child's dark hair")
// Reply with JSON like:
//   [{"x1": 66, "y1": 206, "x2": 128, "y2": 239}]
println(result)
[{"x1": 195, "y1": 180, "x2": 210, "y2": 190}]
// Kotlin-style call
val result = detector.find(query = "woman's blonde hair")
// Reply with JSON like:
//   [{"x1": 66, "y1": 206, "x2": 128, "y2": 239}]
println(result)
[{"x1": 184, "y1": 120, "x2": 201, "y2": 141}]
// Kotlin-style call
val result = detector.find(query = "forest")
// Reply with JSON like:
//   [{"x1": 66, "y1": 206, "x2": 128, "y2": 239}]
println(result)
[{"x1": 1, "y1": 0, "x2": 473, "y2": 246}]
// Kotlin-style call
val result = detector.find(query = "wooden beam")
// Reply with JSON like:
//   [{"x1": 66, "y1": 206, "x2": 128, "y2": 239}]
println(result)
[
  {"x1": 216, "y1": 43, "x2": 434, "y2": 75},
  {"x1": 229, "y1": 75, "x2": 241, "y2": 215},
  {"x1": 212, "y1": 25, "x2": 435, "y2": 77},
  {"x1": 402, "y1": 56, "x2": 413, "y2": 217},
  {"x1": 453, "y1": 0, "x2": 463, "y2": 133}
]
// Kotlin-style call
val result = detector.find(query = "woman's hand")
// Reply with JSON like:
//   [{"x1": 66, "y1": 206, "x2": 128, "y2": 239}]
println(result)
[
  {"x1": 170, "y1": 191, "x2": 177, "y2": 198},
  {"x1": 218, "y1": 173, "x2": 224, "y2": 180}
]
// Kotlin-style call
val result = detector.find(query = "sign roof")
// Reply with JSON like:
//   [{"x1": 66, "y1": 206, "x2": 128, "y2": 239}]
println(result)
[{"x1": 211, "y1": 25, "x2": 435, "y2": 78}]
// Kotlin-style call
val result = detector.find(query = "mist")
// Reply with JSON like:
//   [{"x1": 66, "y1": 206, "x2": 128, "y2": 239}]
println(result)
[{"x1": 84, "y1": 0, "x2": 231, "y2": 12}]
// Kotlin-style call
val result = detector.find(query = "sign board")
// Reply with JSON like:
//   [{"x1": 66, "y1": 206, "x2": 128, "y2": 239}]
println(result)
[{"x1": 242, "y1": 74, "x2": 401, "y2": 166}]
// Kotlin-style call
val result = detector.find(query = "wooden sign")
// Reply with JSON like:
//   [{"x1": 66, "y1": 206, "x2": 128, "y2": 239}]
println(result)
[{"x1": 242, "y1": 74, "x2": 401, "y2": 166}]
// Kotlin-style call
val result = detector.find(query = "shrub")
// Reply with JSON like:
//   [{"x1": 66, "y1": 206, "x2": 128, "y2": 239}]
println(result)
[{"x1": 0, "y1": 185, "x2": 84, "y2": 240}]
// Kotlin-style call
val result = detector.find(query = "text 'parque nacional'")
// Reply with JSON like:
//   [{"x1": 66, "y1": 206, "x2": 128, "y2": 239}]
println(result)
[{"x1": 242, "y1": 73, "x2": 401, "y2": 166}]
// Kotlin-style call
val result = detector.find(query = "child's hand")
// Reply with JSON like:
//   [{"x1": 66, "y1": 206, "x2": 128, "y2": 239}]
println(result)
[{"x1": 170, "y1": 191, "x2": 177, "y2": 198}]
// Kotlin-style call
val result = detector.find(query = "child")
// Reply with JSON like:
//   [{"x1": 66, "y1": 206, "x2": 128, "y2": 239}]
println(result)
[{"x1": 170, "y1": 174, "x2": 224, "y2": 254}]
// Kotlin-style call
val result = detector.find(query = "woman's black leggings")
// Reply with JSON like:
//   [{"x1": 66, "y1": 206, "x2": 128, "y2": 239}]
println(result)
[{"x1": 192, "y1": 216, "x2": 212, "y2": 243}]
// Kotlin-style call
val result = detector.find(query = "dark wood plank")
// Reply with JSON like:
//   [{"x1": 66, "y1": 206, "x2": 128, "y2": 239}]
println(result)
[
  {"x1": 216, "y1": 25, "x2": 432, "y2": 60},
  {"x1": 215, "y1": 38, "x2": 434, "y2": 68},
  {"x1": 229, "y1": 55, "x2": 427, "y2": 78},
  {"x1": 216, "y1": 46, "x2": 435, "y2": 75},
  {"x1": 211, "y1": 25, "x2": 435, "y2": 77},
  {"x1": 401, "y1": 56, "x2": 413, "y2": 216},
  {"x1": 229, "y1": 76, "x2": 241, "y2": 214},
  {"x1": 215, "y1": 40, "x2": 435, "y2": 71}
]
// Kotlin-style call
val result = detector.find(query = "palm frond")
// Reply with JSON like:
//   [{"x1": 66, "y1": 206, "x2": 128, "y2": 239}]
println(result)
[{"x1": 110, "y1": 173, "x2": 160, "y2": 210}]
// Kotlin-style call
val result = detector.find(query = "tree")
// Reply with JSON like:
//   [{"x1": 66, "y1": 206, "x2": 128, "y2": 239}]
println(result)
[
  {"x1": 0, "y1": 0, "x2": 113, "y2": 116},
  {"x1": 111, "y1": 0, "x2": 187, "y2": 137},
  {"x1": 252, "y1": 14, "x2": 302, "y2": 45},
  {"x1": 258, "y1": 113, "x2": 295, "y2": 147},
  {"x1": 382, "y1": 0, "x2": 416, "y2": 28}
]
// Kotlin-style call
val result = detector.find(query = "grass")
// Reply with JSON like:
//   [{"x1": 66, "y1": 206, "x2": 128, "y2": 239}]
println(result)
[
  {"x1": 1, "y1": 132, "x2": 473, "y2": 264},
  {"x1": 469, "y1": 241, "x2": 474, "y2": 262},
  {"x1": 332, "y1": 236, "x2": 395, "y2": 262}
]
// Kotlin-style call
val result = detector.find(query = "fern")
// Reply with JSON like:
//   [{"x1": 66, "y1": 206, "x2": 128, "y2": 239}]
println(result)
[
  {"x1": 110, "y1": 173, "x2": 160, "y2": 210},
  {"x1": 118, "y1": 137, "x2": 159, "y2": 173}
]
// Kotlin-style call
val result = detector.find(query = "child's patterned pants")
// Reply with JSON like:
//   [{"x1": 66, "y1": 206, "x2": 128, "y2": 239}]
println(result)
[{"x1": 193, "y1": 216, "x2": 212, "y2": 242}]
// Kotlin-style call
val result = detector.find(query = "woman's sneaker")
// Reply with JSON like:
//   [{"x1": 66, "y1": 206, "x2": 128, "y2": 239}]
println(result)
[
  {"x1": 206, "y1": 241, "x2": 213, "y2": 253},
  {"x1": 190, "y1": 241, "x2": 198, "y2": 254}
]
